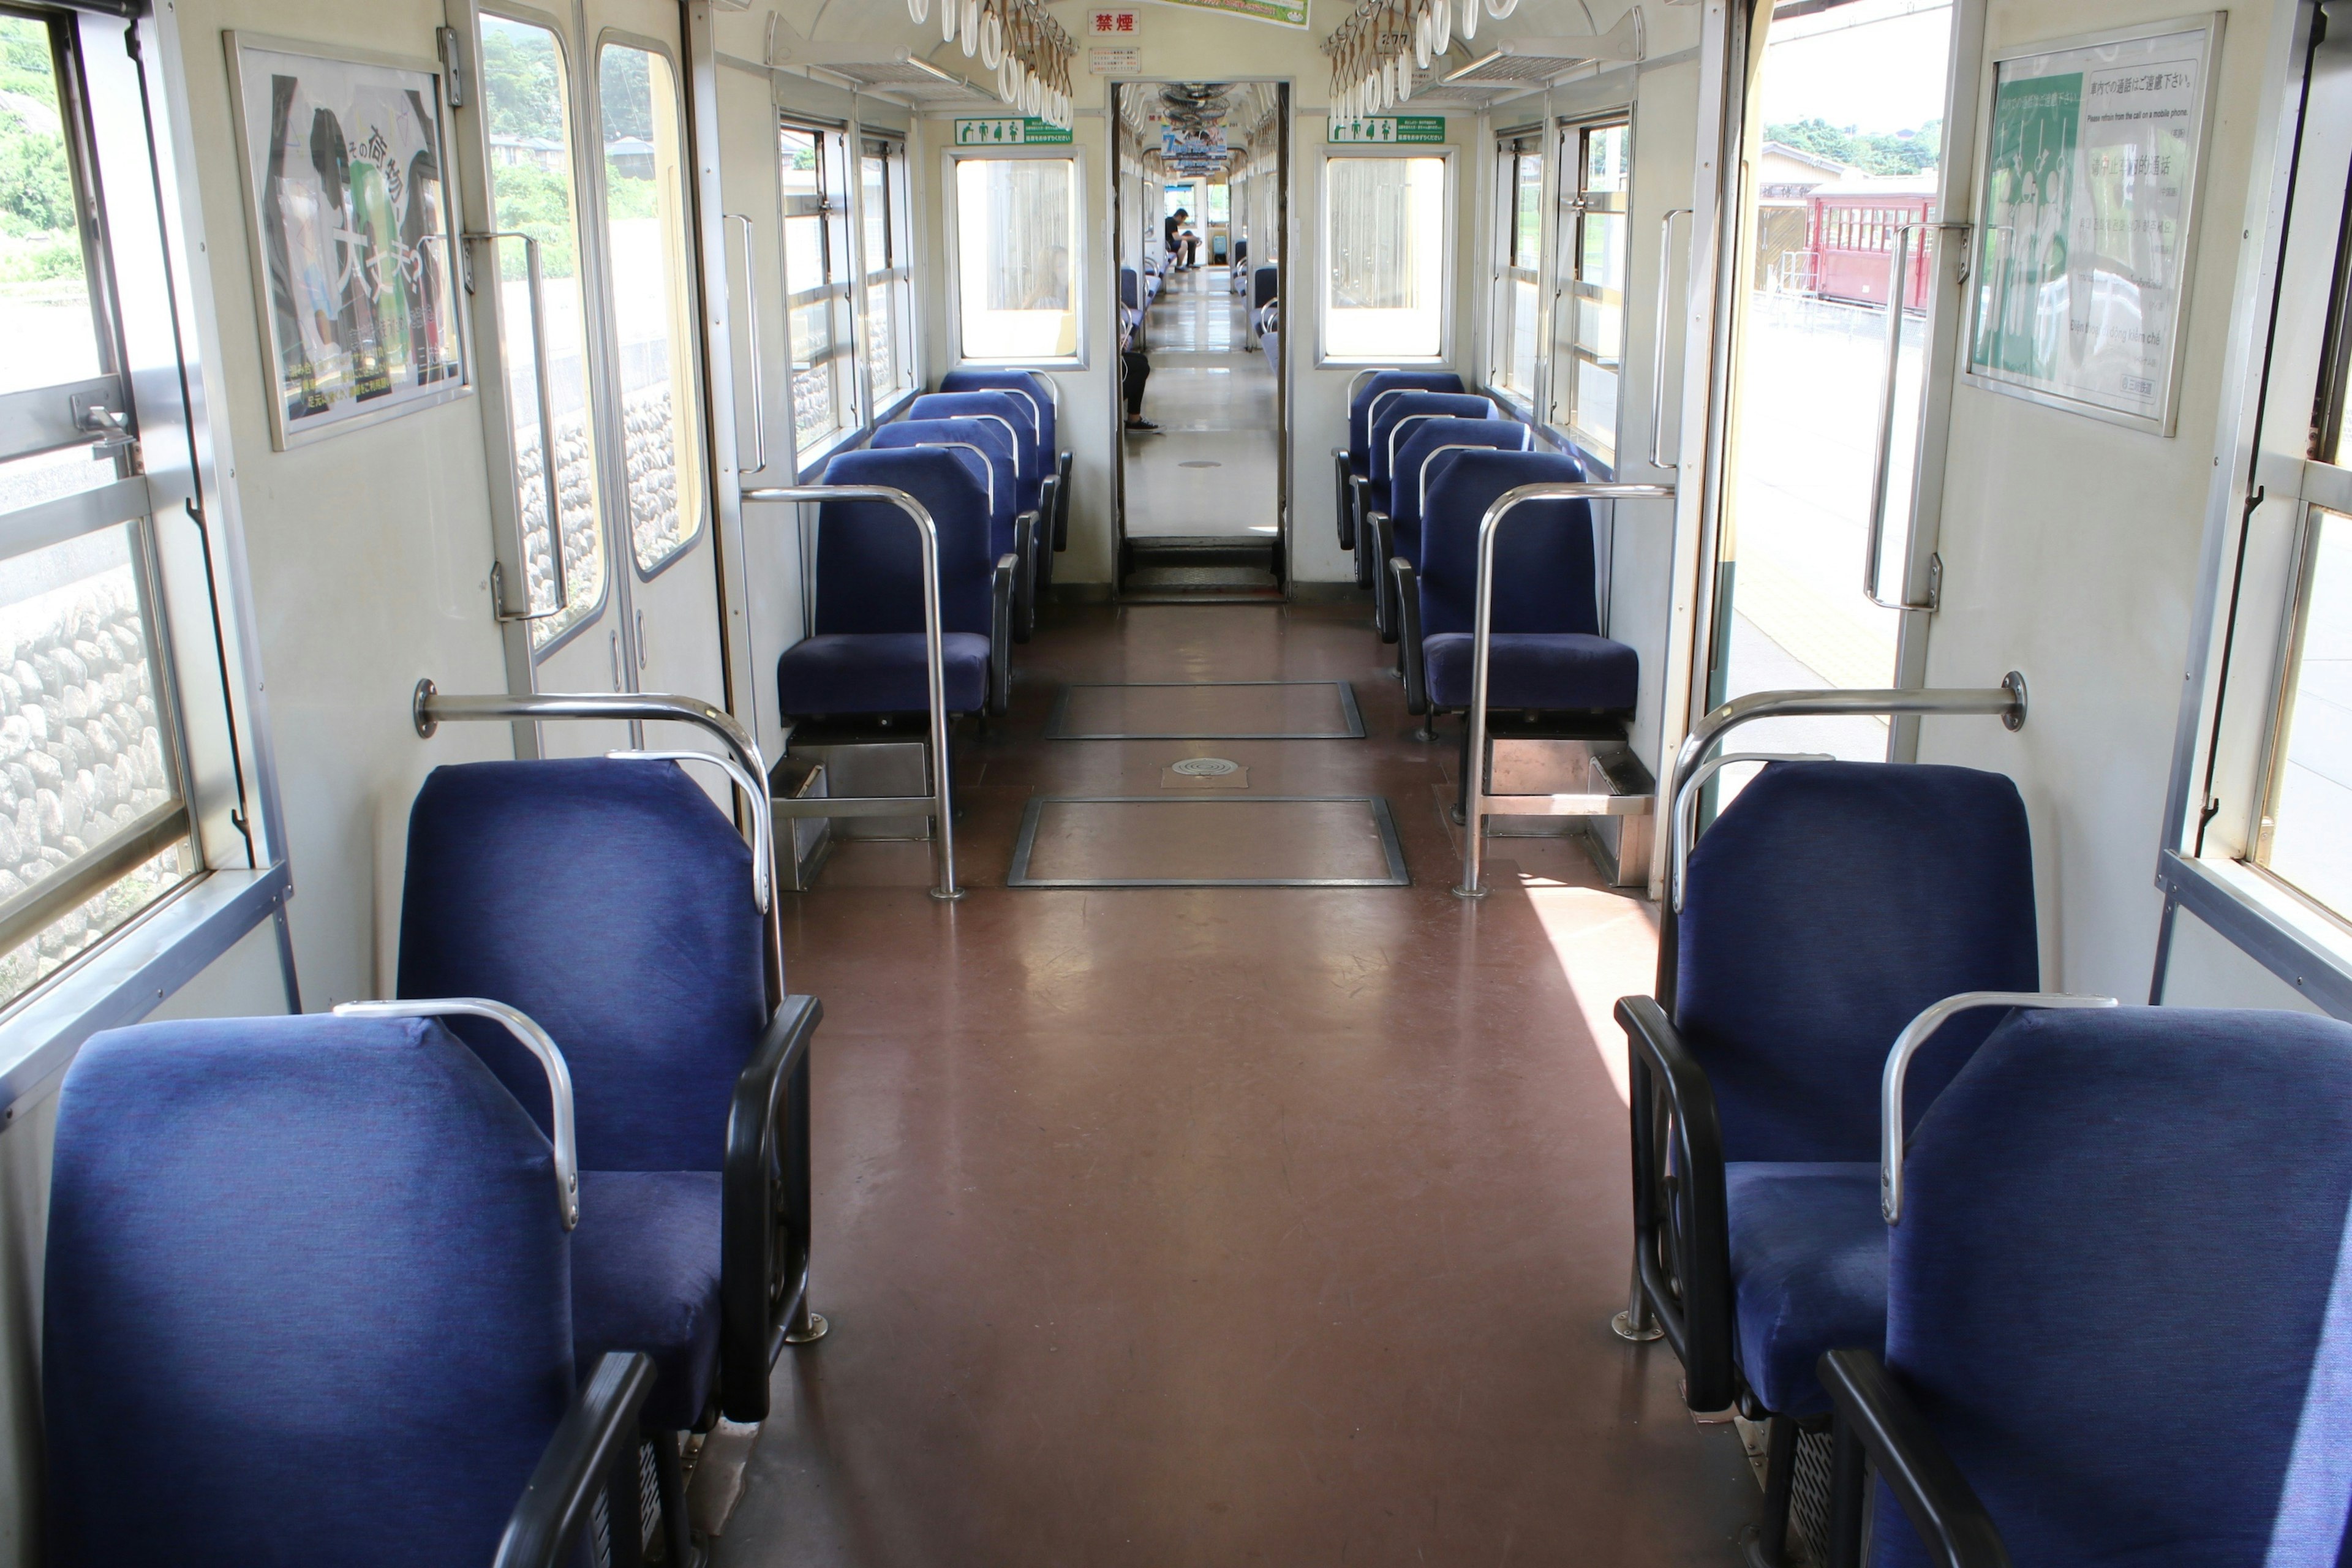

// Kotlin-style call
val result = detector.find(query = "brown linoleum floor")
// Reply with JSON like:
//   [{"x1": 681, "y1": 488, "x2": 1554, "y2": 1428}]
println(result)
[{"x1": 715, "y1": 601, "x2": 1759, "y2": 1567}]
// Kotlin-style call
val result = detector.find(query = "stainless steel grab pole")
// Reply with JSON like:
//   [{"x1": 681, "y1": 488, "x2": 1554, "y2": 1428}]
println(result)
[
  {"x1": 410, "y1": 683, "x2": 787, "y2": 1001},
  {"x1": 1863, "y1": 223, "x2": 1922, "y2": 611},
  {"x1": 742, "y1": 484, "x2": 962, "y2": 900},
  {"x1": 1649, "y1": 209, "x2": 1692, "y2": 472},
  {"x1": 726, "y1": 214, "x2": 767, "y2": 477},
  {"x1": 464, "y1": 232, "x2": 567, "y2": 622},
  {"x1": 1455, "y1": 481, "x2": 1676, "y2": 899}
]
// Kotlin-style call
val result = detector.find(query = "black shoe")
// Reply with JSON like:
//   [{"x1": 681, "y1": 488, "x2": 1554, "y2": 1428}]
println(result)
[{"x1": 1125, "y1": 418, "x2": 1161, "y2": 432}]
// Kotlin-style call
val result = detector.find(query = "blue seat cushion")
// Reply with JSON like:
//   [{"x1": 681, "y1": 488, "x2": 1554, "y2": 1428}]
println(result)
[
  {"x1": 1725, "y1": 1161, "x2": 1887, "y2": 1417},
  {"x1": 1424, "y1": 631, "x2": 1637, "y2": 710},
  {"x1": 572, "y1": 1170, "x2": 723, "y2": 1432},
  {"x1": 778, "y1": 631, "x2": 988, "y2": 715}
]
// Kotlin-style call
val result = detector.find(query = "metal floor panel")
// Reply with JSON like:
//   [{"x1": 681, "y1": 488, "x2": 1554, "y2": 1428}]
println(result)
[
  {"x1": 1046, "y1": 680, "x2": 1366, "y2": 740},
  {"x1": 1006, "y1": 796, "x2": 1409, "y2": 888}
]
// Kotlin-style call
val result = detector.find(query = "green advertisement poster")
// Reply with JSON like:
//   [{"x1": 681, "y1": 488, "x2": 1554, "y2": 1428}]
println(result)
[
  {"x1": 954, "y1": 117, "x2": 1074, "y2": 146},
  {"x1": 1327, "y1": 116, "x2": 1446, "y2": 145},
  {"x1": 1974, "y1": 73, "x2": 2080, "y2": 380},
  {"x1": 1156, "y1": 0, "x2": 1308, "y2": 28},
  {"x1": 1964, "y1": 23, "x2": 2215, "y2": 432}
]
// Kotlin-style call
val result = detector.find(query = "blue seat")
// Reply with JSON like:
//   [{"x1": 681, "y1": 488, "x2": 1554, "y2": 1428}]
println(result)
[
  {"x1": 777, "y1": 446, "x2": 1012, "y2": 718},
  {"x1": 43, "y1": 1012, "x2": 654, "y2": 1568},
  {"x1": 1370, "y1": 415, "x2": 1531, "y2": 643},
  {"x1": 872, "y1": 414, "x2": 1035, "y2": 643},
  {"x1": 399, "y1": 754, "x2": 827, "y2": 1447},
  {"x1": 902, "y1": 393, "x2": 1044, "y2": 639},
  {"x1": 1362, "y1": 392, "x2": 1494, "y2": 596},
  {"x1": 1820, "y1": 1006, "x2": 2352, "y2": 1568},
  {"x1": 1614, "y1": 760, "x2": 2037, "y2": 1559},
  {"x1": 941, "y1": 368, "x2": 1069, "y2": 556},
  {"x1": 1333, "y1": 369, "x2": 1465, "y2": 562},
  {"x1": 1398, "y1": 447, "x2": 1638, "y2": 717}
]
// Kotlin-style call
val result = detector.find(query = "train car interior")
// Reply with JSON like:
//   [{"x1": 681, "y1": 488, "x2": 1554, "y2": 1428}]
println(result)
[{"x1": 4, "y1": 0, "x2": 2352, "y2": 1562}]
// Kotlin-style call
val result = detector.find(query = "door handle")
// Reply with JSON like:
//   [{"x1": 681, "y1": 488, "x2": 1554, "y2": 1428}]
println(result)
[
  {"x1": 1650, "y1": 209, "x2": 1692, "y2": 472},
  {"x1": 1863, "y1": 222, "x2": 1968, "y2": 612},
  {"x1": 727, "y1": 214, "x2": 768, "y2": 476}
]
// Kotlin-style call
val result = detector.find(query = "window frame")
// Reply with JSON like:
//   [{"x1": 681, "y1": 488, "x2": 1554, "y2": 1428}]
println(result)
[
  {"x1": 778, "y1": 117, "x2": 863, "y2": 475},
  {"x1": 0, "y1": 4, "x2": 295, "y2": 1110},
  {"x1": 1550, "y1": 114, "x2": 1632, "y2": 464},
  {"x1": 1488, "y1": 130, "x2": 1545, "y2": 415},
  {"x1": 940, "y1": 145, "x2": 1088, "y2": 372},
  {"x1": 1315, "y1": 143, "x2": 1457, "y2": 368},
  {"x1": 858, "y1": 135, "x2": 919, "y2": 420},
  {"x1": 2158, "y1": 8, "x2": 2352, "y2": 1014}
]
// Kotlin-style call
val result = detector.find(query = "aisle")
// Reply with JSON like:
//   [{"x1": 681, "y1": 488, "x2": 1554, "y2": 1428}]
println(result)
[
  {"x1": 715, "y1": 603, "x2": 1758, "y2": 1567},
  {"x1": 1124, "y1": 265, "x2": 1280, "y2": 541}
]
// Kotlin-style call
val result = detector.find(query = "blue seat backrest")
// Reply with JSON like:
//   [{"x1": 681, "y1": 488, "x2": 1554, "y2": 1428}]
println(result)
[
  {"x1": 1371, "y1": 393, "x2": 1493, "y2": 491},
  {"x1": 872, "y1": 417, "x2": 1017, "y2": 550},
  {"x1": 1120, "y1": 266, "x2": 1139, "y2": 309},
  {"x1": 44, "y1": 1014, "x2": 572, "y2": 1567},
  {"x1": 400, "y1": 756, "x2": 766, "y2": 1171},
  {"x1": 813, "y1": 446, "x2": 995, "y2": 636},
  {"x1": 907, "y1": 391, "x2": 1036, "y2": 512},
  {"x1": 1419, "y1": 448, "x2": 1596, "y2": 638},
  {"x1": 1351, "y1": 371, "x2": 1465, "y2": 467},
  {"x1": 940, "y1": 369, "x2": 1055, "y2": 458},
  {"x1": 1877, "y1": 1006, "x2": 2352, "y2": 1568},
  {"x1": 1392, "y1": 418, "x2": 1532, "y2": 544},
  {"x1": 1676, "y1": 760, "x2": 2038, "y2": 1164},
  {"x1": 1253, "y1": 265, "x2": 1277, "y2": 307}
]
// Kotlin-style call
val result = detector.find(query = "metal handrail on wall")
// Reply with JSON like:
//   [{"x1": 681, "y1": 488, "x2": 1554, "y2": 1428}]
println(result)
[
  {"x1": 742, "y1": 483, "x2": 963, "y2": 900},
  {"x1": 1453, "y1": 480, "x2": 1678, "y2": 899}
]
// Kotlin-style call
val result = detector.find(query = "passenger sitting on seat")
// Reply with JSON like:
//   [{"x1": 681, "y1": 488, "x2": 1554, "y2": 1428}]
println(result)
[
  {"x1": 1164, "y1": 207, "x2": 1199, "y2": 270},
  {"x1": 1121, "y1": 309, "x2": 1158, "y2": 433}
]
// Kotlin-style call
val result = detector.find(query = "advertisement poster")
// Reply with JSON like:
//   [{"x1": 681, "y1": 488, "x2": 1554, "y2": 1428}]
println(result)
[
  {"x1": 1153, "y1": 0, "x2": 1308, "y2": 29},
  {"x1": 1965, "y1": 20, "x2": 2217, "y2": 434},
  {"x1": 228, "y1": 37, "x2": 468, "y2": 449}
]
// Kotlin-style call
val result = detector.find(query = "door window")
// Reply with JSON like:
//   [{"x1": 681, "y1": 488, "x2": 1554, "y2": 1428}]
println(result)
[
  {"x1": 478, "y1": 15, "x2": 608, "y2": 648},
  {"x1": 597, "y1": 42, "x2": 704, "y2": 576}
]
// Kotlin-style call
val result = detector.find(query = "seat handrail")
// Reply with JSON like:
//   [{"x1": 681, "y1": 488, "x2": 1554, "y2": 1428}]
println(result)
[
  {"x1": 1879, "y1": 990, "x2": 2116, "y2": 1223},
  {"x1": 408, "y1": 682, "x2": 797, "y2": 985},
  {"x1": 1384, "y1": 402, "x2": 1496, "y2": 486},
  {"x1": 741, "y1": 481, "x2": 962, "y2": 900},
  {"x1": 333, "y1": 997, "x2": 582, "y2": 1229},
  {"x1": 1669, "y1": 751, "x2": 1833, "y2": 912},
  {"x1": 1454, "y1": 480, "x2": 1677, "y2": 897},
  {"x1": 1347, "y1": 366, "x2": 1403, "y2": 407},
  {"x1": 608, "y1": 749, "x2": 772, "y2": 914},
  {"x1": 1651, "y1": 676, "x2": 2031, "y2": 998},
  {"x1": 1416, "y1": 430, "x2": 1531, "y2": 519},
  {"x1": 878, "y1": 435, "x2": 994, "y2": 514}
]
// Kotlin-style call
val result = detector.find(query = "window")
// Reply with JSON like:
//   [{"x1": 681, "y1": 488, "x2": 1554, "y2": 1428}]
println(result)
[
  {"x1": 0, "y1": 13, "x2": 197, "y2": 1008},
  {"x1": 1322, "y1": 154, "x2": 1447, "y2": 361},
  {"x1": 780, "y1": 123, "x2": 858, "y2": 460},
  {"x1": 1490, "y1": 134, "x2": 1543, "y2": 405},
  {"x1": 2260, "y1": 508, "x2": 2352, "y2": 912},
  {"x1": 478, "y1": 16, "x2": 608, "y2": 647},
  {"x1": 953, "y1": 156, "x2": 1078, "y2": 362},
  {"x1": 597, "y1": 43, "x2": 704, "y2": 575},
  {"x1": 1551, "y1": 119, "x2": 1629, "y2": 461},
  {"x1": 861, "y1": 138, "x2": 916, "y2": 409}
]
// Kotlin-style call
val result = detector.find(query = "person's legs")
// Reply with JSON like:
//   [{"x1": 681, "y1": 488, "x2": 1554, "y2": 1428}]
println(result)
[{"x1": 1122, "y1": 350, "x2": 1156, "y2": 428}]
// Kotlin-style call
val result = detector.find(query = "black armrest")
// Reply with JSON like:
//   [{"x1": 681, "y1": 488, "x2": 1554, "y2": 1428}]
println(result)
[
  {"x1": 1392, "y1": 558, "x2": 1430, "y2": 715},
  {"x1": 1614, "y1": 995, "x2": 1736, "y2": 1411},
  {"x1": 1332, "y1": 449, "x2": 1357, "y2": 551},
  {"x1": 1354, "y1": 494, "x2": 1381, "y2": 590},
  {"x1": 1013, "y1": 511, "x2": 1039, "y2": 644},
  {"x1": 1347, "y1": 473, "x2": 1371, "y2": 563},
  {"x1": 1055, "y1": 451, "x2": 1072, "y2": 549},
  {"x1": 719, "y1": 993, "x2": 823, "y2": 1422},
  {"x1": 1819, "y1": 1349, "x2": 2011, "y2": 1568},
  {"x1": 1035, "y1": 478, "x2": 1061, "y2": 590},
  {"x1": 988, "y1": 552, "x2": 1016, "y2": 717},
  {"x1": 1369, "y1": 512, "x2": 1399, "y2": 643},
  {"x1": 492, "y1": 1351, "x2": 656, "y2": 1568}
]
